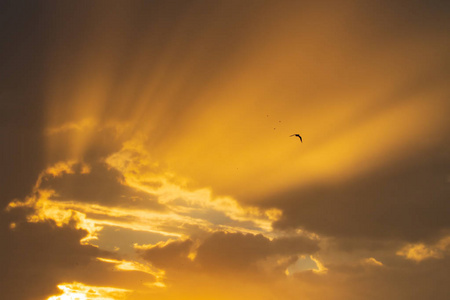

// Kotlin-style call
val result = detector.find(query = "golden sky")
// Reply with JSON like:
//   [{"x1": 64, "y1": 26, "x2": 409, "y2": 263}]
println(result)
[{"x1": 1, "y1": 1, "x2": 450, "y2": 299}]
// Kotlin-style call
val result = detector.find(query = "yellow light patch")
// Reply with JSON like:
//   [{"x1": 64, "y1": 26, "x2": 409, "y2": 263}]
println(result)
[
  {"x1": 47, "y1": 282, "x2": 131, "y2": 300},
  {"x1": 96, "y1": 257, "x2": 165, "y2": 279},
  {"x1": 363, "y1": 257, "x2": 383, "y2": 267}
]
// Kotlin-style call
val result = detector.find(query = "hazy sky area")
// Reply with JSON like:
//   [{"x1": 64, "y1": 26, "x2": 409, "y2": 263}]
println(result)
[{"x1": 1, "y1": 1, "x2": 450, "y2": 299}]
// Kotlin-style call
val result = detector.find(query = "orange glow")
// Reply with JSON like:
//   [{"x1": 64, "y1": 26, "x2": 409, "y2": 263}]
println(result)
[{"x1": 4, "y1": 2, "x2": 450, "y2": 300}]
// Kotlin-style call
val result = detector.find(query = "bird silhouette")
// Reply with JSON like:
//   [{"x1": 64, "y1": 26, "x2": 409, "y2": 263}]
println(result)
[{"x1": 290, "y1": 134, "x2": 302, "y2": 142}]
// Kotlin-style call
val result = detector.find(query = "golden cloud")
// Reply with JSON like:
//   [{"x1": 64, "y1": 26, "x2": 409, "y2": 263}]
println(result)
[{"x1": 397, "y1": 236, "x2": 450, "y2": 262}]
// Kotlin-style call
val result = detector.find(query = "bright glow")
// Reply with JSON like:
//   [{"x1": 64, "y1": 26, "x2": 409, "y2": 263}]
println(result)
[
  {"x1": 7, "y1": 156, "x2": 281, "y2": 247},
  {"x1": 105, "y1": 137, "x2": 281, "y2": 230},
  {"x1": 47, "y1": 282, "x2": 131, "y2": 300},
  {"x1": 310, "y1": 256, "x2": 328, "y2": 274},
  {"x1": 144, "y1": 282, "x2": 167, "y2": 289},
  {"x1": 8, "y1": 189, "x2": 102, "y2": 244},
  {"x1": 96, "y1": 257, "x2": 165, "y2": 279}
]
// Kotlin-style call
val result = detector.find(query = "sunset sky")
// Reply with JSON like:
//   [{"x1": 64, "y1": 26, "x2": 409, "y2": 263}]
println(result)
[{"x1": 1, "y1": 1, "x2": 450, "y2": 299}]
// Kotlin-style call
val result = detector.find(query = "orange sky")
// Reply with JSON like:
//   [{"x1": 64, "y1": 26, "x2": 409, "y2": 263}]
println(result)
[{"x1": 1, "y1": 1, "x2": 450, "y2": 299}]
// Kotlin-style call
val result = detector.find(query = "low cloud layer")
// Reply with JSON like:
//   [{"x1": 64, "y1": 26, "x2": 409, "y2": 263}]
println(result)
[{"x1": 138, "y1": 231, "x2": 319, "y2": 274}]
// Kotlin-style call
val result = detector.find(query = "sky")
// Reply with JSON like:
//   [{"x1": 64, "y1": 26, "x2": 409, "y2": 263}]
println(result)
[{"x1": 1, "y1": 1, "x2": 450, "y2": 299}]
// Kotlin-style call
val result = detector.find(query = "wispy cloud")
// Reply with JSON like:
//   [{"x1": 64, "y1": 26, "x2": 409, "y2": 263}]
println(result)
[{"x1": 47, "y1": 282, "x2": 132, "y2": 300}]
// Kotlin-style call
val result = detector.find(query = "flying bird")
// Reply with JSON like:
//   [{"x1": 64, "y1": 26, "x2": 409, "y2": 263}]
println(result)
[{"x1": 290, "y1": 134, "x2": 302, "y2": 142}]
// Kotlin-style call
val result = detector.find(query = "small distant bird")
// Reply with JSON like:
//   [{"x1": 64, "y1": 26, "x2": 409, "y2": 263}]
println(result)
[{"x1": 290, "y1": 134, "x2": 302, "y2": 142}]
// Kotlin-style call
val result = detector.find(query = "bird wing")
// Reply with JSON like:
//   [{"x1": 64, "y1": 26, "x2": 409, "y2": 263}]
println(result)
[{"x1": 290, "y1": 134, "x2": 303, "y2": 142}]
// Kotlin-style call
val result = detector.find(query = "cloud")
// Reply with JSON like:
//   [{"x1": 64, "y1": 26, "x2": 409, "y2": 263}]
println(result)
[
  {"x1": 270, "y1": 145, "x2": 450, "y2": 242},
  {"x1": 38, "y1": 161, "x2": 165, "y2": 210},
  {"x1": 362, "y1": 257, "x2": 383, "y2": 267},
  {"x1": 136, "y1": 244, "x2": 450, "y2": 300},
  {"x1": 47, "y1": 282, "x2": 132, "y2": 300},
  {"x1": 306, "y1": 256, "x2": 450, "y2": 300},
  {"x1": 0, "y1": 209, "x2": 168, "y2": 300},
  {"x1": 397, "y1": 235, "x2": 450, "y2": 262},
  {"x1": 3, "y1": 143, "x2": 293, "y2": 297},
  {"x1": 7, "y1": 155, "x2": 280, "y2": 245},
  {"x1": 104, "y1": 137, "x2": 282, "y2": 231},
  {"x1": 96, "y1": 257, "x2": 164, "y2": 280},
  {"x1": 138, "y1": 231, "x2": 319, "y2": 278},
  {"x1": 195, "y1": 232, "x2": 319, "y2": 272},
  {"x1": 0, "y1": 213, "x2": 103, "y2": 300},
  {"x1": 136, "y1": 239, "x2": 194, "y2": 270}
]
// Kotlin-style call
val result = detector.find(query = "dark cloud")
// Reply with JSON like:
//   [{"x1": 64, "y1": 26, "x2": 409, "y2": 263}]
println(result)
[
  {"x1": 139, "y1": 231, "x2": 319, "y2": 275},
  {"x1": 39, "y1": 162, "x2": 166, "y2": 211},
  {"x1": 96, "y1": 226, "x2": 173, "y2": 255},
  {"x1": 138, "y1": 239, "x2": 194, "y2": 270},
  {"x1": 195, "y1": 231, "x2": 319, "y2": 272},
  {"x1": 270, "y1": 142, "x2": 450, "y2": 243},
  {"x1": 195, "y1": 232, "x2": 269, "y2": 271},
  {"x1": 0, "y1": 212, "x2": 102, "y2": 300},
  {"x1": 293, "y1": 256, "x2": 450, "y2": 300},
  {"x1": 0, "y1": 208, "x2": 158, "y2": 300}
]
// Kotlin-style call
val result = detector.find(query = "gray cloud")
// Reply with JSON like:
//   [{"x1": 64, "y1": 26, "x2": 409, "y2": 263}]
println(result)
[
  {"x1": 270, "y1": 142, "x2": 450, "y2": 243},
  {"x1": 139, "y1": 231, "x2": 319, "y2": 275},
  {"x1": 195, "y1": 232, "x2": 318, "y2": 272}
]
